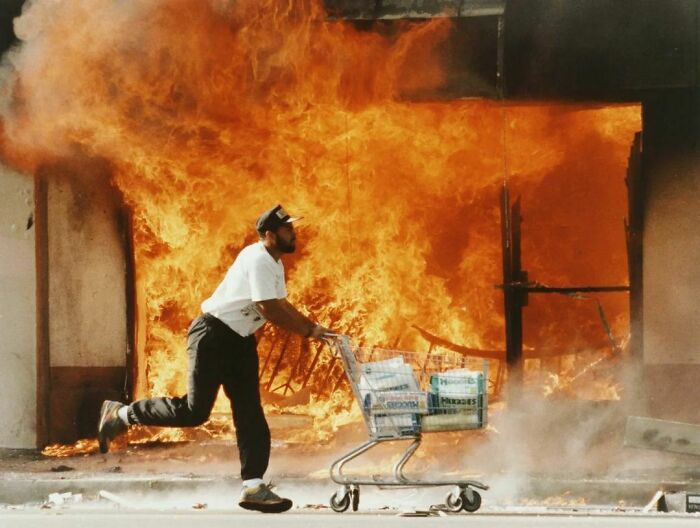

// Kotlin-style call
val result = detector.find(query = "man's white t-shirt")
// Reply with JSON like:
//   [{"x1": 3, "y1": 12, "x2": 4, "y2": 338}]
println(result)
[{"x1": 201, "y1": 242, "x2": 287, "y2": 336}]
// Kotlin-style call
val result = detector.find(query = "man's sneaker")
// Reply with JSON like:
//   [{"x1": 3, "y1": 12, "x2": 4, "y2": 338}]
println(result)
[
  {"x1": 97, "y1": 400, "x2": 128, "y2": 454},
  {"x1": 238, "y1": 482, "x2": 293, "y2": 513}
]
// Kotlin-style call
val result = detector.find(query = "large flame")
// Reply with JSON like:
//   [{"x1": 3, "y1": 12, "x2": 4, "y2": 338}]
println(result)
[{"x1": 1, "y1": 0, "x2": 640, "y2": 446}]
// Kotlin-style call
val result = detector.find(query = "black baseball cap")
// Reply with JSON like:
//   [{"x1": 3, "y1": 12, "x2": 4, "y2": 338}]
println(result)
[{"x1": 256, "y1": 205, "x2": 302, "y2": 235}]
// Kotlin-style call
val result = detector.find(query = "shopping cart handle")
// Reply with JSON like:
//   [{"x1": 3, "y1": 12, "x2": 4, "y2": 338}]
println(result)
[
  {"x1": 321, "y1": 334, "x2": 355, "y2": 356},
  {"x1": 321, "y1": 333, "x2": 342, "y2": 344}
]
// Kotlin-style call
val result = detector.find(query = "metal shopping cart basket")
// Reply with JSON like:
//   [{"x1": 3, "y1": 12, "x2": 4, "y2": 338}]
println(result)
[{"x1": 325, "y1": 335, "x2": 490, "y2": 513}]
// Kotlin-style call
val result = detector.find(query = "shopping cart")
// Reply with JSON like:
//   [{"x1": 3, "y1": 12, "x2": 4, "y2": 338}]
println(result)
[{"x1": 325, "y1": 335, "x2": 490, "y2": 513}]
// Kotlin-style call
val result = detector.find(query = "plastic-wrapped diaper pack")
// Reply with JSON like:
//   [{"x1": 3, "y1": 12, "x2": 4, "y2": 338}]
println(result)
[
  {"x1": 359, "y1": 358, "x2": 485, "y2": 436},
  {"x1": 422, "y1": 369, "x2": 485, "y2": 432},
  {"x1": 359, "y1": 356, "x2": 424, "y2": 437}
]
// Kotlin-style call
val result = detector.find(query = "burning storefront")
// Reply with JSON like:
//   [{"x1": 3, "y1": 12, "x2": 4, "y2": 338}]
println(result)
[{"x1": 0, "y1": 1, "x2": 697, "y2": 467}]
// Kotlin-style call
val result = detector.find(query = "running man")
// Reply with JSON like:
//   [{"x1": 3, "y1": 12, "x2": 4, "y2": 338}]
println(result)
[{"x1": 97, "y1": 205, "x2": 331, "y2": 513}]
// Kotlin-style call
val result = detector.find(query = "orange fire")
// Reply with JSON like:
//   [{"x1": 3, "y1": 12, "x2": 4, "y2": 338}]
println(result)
[{"x1": 2, "y1": 1, "x2": 640, "y2": 446}]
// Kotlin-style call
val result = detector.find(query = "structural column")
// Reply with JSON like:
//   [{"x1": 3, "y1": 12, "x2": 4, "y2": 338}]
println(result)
[
  {"x1": 642, "y1": 90, "x2": 700, "y2": 421},
  {"x1": 41, "y1": 158, "x2": 131, "y2": 444}
]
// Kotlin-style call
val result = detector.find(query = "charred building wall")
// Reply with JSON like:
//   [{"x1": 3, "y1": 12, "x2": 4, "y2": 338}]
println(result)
[
  {"x1": 0, "y1": 161, "x2": 131, "y2": 448},
  {"x1": 39, "y1": 161, "x2": 131, "y2": 445}
]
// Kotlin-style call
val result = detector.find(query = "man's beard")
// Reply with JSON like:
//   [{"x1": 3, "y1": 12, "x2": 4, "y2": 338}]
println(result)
[{"x1": 276, "y1": 238, "x2": 296, "y2": 253}]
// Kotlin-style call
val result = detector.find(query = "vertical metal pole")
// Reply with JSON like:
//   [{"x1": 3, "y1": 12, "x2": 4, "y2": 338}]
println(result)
[
  {"x1": 626, "y1": 132, "x2": 644, "y2": 362},
  {"x1": 500, "y1": 184, "x2": 512, "y2": 373},
  {"x1": 500, "y1": 184, "x2": 524, "y2": 393},
  {"x1": 509, "y1": 197, "x2": 525, "y2": 385}
]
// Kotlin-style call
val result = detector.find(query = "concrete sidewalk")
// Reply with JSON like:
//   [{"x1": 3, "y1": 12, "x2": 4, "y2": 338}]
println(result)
[
  {"x1": 2, "y1": 470, "x2": 699, "y2": 508},
  {"x1": 1, "y1": 439, "x2": 700, "y2": 509}
]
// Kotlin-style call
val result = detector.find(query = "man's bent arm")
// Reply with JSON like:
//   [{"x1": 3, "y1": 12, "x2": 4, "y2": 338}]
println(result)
[{"x1": 255, "y1": 299, "x2": 319, "y2": 337}]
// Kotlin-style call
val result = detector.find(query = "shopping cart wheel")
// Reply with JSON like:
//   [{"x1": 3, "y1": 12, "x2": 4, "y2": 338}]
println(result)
[
  {"x1": 444, "y1": 491, "x2": 463, "y2": 513},
  {"x1": 351, "y1": 486, "x2": 360, "y2": 512},
  {"x1": 330, "y1": 490, "x2": 351, "y2": 513},
  {"x1": 460, "y1": 489, "x2": 481, "y2": 513}
]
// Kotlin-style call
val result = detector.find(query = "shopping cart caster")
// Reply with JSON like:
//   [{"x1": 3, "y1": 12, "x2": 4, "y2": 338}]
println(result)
[
  {"x1": 351, "y1": 486, "x2": 360, "y2": 512},
  {"x1": 460, "y1": 488, "x2": 482, "y2": 513},
  {"x1": 330, "y1": 488, "x2": 351, "y2": 513},
  {"x1": 444, "y1": 490, "x2": 464, "y2": 513}
]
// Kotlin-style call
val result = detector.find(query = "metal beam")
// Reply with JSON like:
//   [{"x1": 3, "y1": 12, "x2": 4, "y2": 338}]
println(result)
[{"x1": 499, "y1": 284, "x2": 630, "y2": 294}]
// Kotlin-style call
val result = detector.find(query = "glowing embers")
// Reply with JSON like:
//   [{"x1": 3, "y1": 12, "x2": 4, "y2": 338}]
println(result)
[{"x1": 42, "y1": 440, "x2": 98, "y2": 458}]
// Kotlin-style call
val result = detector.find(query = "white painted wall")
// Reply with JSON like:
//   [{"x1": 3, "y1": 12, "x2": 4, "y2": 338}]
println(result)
[{"x1": 0, "y1": 165, "x2": 37, "y2": 449}]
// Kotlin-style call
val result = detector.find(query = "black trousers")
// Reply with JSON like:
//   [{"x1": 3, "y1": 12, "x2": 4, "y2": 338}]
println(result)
[{"x1": 128, "y1": 313, "x2": 271, "y2": 480}]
